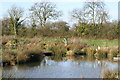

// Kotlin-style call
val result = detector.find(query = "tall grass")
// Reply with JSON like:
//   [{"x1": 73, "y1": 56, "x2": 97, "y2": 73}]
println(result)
[
  {"x1": 102, "y1": 69, "x2": 118, "y2": 78},
  {"x1": 2, "y1": 50, "x2": 16, "y2": 66},
  {"x1": 2, "y1": 42, "x2": 45, "y2": 65},
  {"x1": 46, "y1": 42, "x2": 66, "y2": 56},
  {"x1": 17, "y1": 42, "x2": 45, "y2": 63}
]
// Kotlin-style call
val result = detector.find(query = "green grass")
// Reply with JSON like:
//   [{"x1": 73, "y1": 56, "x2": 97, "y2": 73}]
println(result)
[
  {"x1": 81, "y1": 39, "x2": 118, "y2": 47},
  {"x1": 18, "y1": 37, "x2": 64, "y2": 42},
  {"x1": 18, "y1": 37, "x2": 118, "y2": 47},
  {"x1": 41, "y1": 38, "x2": 63, "y2": 42}
]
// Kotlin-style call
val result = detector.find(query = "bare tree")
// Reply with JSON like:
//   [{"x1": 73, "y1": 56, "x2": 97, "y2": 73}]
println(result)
[
  {"x1": 97, "y1": 9, "x2": 109, "y2": 24},
  {"x1": 29, "y1": 2, "x2": 62, "y2": 27},
  {"x1": 7, "y1": 5, "x2": 26, "y2": 48},
  {"x1": 29, "y1": 13, "x2": 37, "y2": 29},
  {"x1": 84, "y1": 1, "x2": 105, "y2": 25},
  {"x1": 71, "y1": 9, "x2": 87, "y2": 24},
  {"x1": 8, "y1": 5, "x2": 25, "y2": 36}
]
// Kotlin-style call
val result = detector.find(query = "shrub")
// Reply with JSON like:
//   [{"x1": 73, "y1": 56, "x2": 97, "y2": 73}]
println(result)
[
  {"x1": 67, "y1": 40, "x2": 88, "y2": 55},
  {"x1": 2, "y1": 50, "x2": 16, "y2": 66},
  {"x1": 94, "y1": 49, "x2": 108, "y2": 59},
  {"x1": 85, "y1": 47, "x2": 96, "y2": 56},
  {"x1": 46, "y1": 42, "x2": 66, "y2": 56},
  {"x1": 108, "y1": 49, "x2": 118, "y2": 59},
  {"x1": 17, "y1": 43, "x2": 44, "y2": 63}
]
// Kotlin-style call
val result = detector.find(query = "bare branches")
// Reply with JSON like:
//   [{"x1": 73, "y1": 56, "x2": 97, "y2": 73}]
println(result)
[
  {"x1": 97, "y1": 10, "x2": 109, "y2": 24},
  {"x1": 8, "y1": 5, "x2": 24, "y2": 36},
  {"x1": 84, "y1": 2, "x2": 105, "y2": 24},
  {"x1": 29, "y1": 2, "x2": 62, "y2": 27},
  {"x1": 8, "y1": 5, "x2": 24, "y2": 21},
  {"x1": 71, "y1": 9, "x2": 87, "y2": 24},
  {"x1": 71, "y1": 1, "x2": 109, "y2": 25}
]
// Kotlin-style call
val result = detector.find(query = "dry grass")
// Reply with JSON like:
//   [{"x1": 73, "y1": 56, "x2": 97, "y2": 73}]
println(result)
[
  {"x1": 107, "y1": 48, "x2": 118, "y2": 59},
  {"x1": 102, "y1": 69, "x2": 118, "y2": 78},
  {"x1": 45, "y1": 40, "x2": 88, "y2": 56},
  {"x1": 85, "y1": 47, "x2": 96, "y2": 56},
  {"x1": 2, "y1": 50, "x2": 16, "y2": 66},
  {"x1": 2, "y1": 36, "x2": 119, "y2": 66},
  {"x1": 94, "y1": 49, "x2": 108, "y2": 59},
  {"x1": 67, "y1": 40, "x2": 88, "y2": 55},
  {"x1": 46, "y1": 42, "x2": 66, "y2": 56},
  {"x1": 94, "y1": 46, "x2": 118, "y2": 59},
  {"x1": 2, "y1": 42, "x2": 45, "y2": 65},
  {"x1": 17, "y1": 43, "x2": 45, "y2": 63},
  {"x1": 2, "y1": 35, "x2": 15, "y2": 45}
]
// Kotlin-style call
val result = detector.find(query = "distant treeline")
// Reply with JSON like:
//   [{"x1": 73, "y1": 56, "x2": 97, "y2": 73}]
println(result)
[{"x1": 1, "y1": 2, "x2": 119, "y2": 39}]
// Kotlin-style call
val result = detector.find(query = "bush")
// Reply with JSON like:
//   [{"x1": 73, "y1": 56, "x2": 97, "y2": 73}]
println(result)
[
  {"x1": 46, "y1": 42, "x2": 66, "y2": 56},
  {"x1": 17, "y1": 43, "x2": 44, "y2": 63},
  {"x1": 110, "y1": 48, "x2": 118, "y2": 56},
  {"x1": 85, "y1": 47, "x2": 96, "y2": 56},
  {"x1": 2, "y1": 50, "x2": 16, "y2": 66},
  {"x1": 68, "y1": 39, "x2": 88, "y2": 55},
  {"x1": 108, "y1": 48, "x2": 118, "y2": 59},
  {"x1": 94, "y1": 49, "x2": 108, "y2": 59}
]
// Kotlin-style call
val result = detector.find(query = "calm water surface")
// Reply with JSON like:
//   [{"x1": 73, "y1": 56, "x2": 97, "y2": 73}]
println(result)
[{"x1": 3, "y1": 56, "x2": 118, "y2": 78}]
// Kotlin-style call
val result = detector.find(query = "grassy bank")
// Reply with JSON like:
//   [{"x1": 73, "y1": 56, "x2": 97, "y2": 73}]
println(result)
[
  {"x1": 4, "y1": 36, "x2": 117, "y2": 47},
  {"x1": 2, "y1": 36, "x2": 119, "y2": 66}
]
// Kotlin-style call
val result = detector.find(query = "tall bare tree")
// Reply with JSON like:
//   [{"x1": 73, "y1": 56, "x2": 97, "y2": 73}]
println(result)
[
  {"x1": 84, "y1": 1, "x2": 105, "y2": 25},
  {"x1": 29, "y1": 2, "x2": 62, "y2": 27},
  {"x1": 8, "y1": 5, "x2": 25, "y2": 36}
]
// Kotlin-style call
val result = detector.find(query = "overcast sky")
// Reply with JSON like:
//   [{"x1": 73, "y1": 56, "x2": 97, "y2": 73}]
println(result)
[{"x1": 0, "y1": 1, "x2": 118, "y2": 26}]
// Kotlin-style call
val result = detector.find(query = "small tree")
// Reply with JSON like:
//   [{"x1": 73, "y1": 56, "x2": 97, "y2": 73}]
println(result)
[
  {"x1": 71, "y1": 9, "x2": 89, "y2": 37},
  {"x1": 51, "y1": 21, "x2": 70, "y2": 36}
]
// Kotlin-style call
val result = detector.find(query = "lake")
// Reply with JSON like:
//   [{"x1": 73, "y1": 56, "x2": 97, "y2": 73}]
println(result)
[{"x1": 3, "y1": 56, "x2": 118, "y2": 78}]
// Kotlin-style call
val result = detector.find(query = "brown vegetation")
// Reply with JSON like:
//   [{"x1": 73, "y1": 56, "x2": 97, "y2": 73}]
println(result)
[
  {"x1": 2, "y1": 36, "x2": 119, "y2": 66},
  {"x1": 102, "y1": 69, "x2": 118, "y2": 78}
]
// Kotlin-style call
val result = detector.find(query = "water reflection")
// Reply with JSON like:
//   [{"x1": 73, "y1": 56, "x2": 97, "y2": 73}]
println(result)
[{"x1": 3, "y1": 56, "x2": 118, "y2": 78}]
